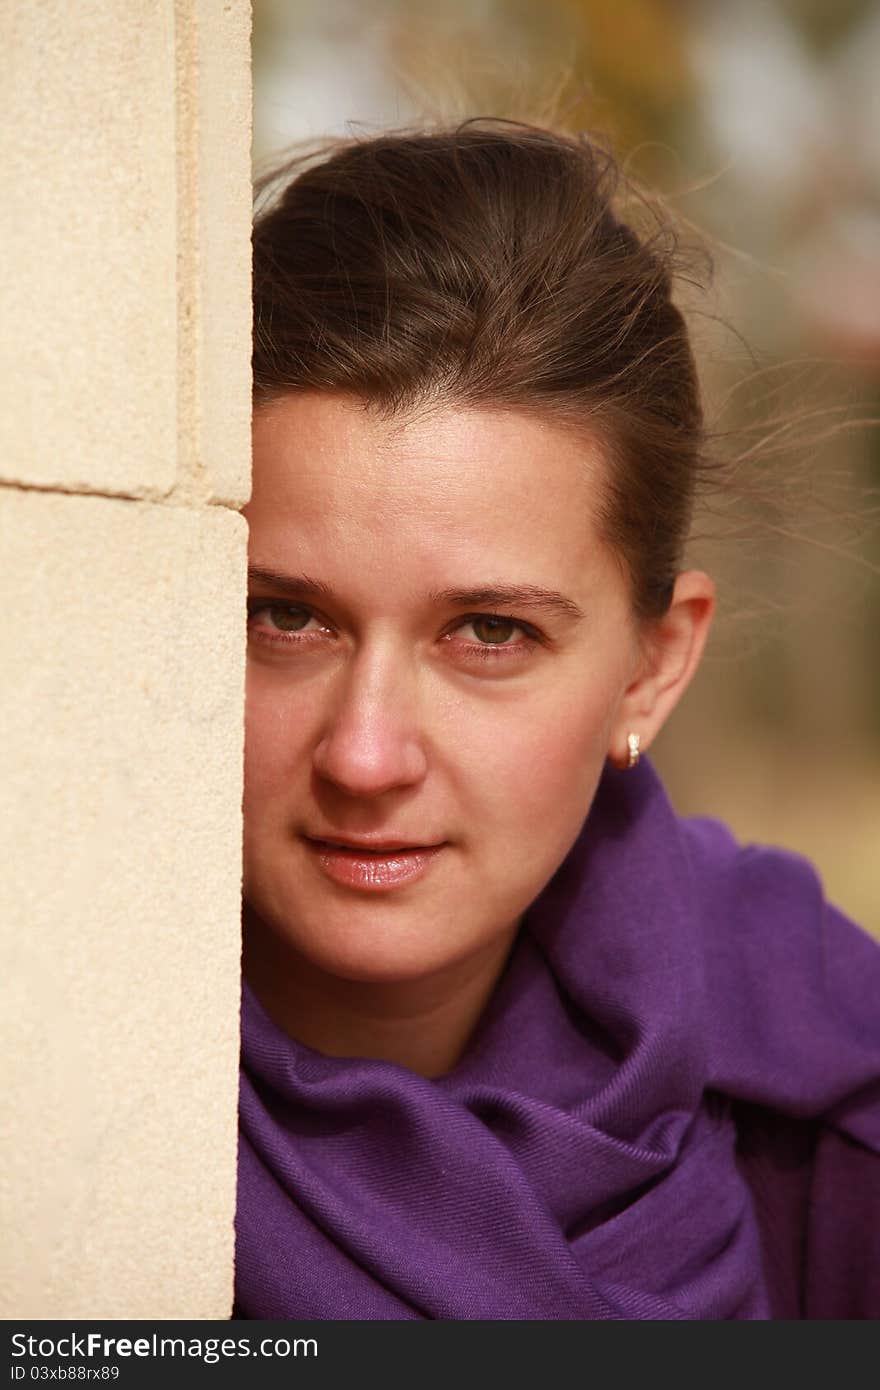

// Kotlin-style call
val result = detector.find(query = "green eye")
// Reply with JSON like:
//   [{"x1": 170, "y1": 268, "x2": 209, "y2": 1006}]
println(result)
[
  {"x1": 246, "y1": 600, "x2": 320, "y2": 639},
  {"x1": 264, "y1": 605, "x2": 310, "y2": 632},
  {"x1": 469, "y1": 616, "x2": 518, "y2": 644}
]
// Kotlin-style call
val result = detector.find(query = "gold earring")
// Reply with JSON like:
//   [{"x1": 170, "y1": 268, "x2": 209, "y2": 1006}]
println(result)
[{"x1": 626, "y1": 732, "x2": 641, "y2": 769}]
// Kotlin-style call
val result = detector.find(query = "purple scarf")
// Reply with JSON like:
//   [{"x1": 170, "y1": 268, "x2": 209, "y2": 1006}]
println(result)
[{"x1": 235, "y1": 759, "x2": 880, "y2": 1319}]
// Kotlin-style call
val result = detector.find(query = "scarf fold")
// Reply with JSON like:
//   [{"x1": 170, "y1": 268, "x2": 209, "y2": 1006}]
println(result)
[{"x1": 235, "y1": 758, "x2": 880, "y2": 1319}]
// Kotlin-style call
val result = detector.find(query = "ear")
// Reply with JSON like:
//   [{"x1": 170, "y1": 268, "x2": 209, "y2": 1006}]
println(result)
[{"x1": 608, "y1": 570, "x2": 715, "y2": 769}]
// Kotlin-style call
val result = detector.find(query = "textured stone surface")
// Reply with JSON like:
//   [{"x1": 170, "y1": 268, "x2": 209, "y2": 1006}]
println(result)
[
  {"x1": 0, "y1": 491, "x2": 247, "y2": 1318},
  {"x1": 0, "y1": 2, "x2": 179, "y2": 497},
  {"x1": 175, "y1": 0, "x2": 253, "y2": 507},
  {"x1": 192, "y1": 0, "x2": 253, "y2": 507},
  {"x1": 0, "y1": 0, "x2": 252, "y2": 505}
]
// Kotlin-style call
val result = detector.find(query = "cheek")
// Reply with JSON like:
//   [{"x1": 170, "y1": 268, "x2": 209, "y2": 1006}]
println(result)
[
  {"x1": 242, "y1": 672, "x2": 313, "y2": 811},
  {"x1": 459, "y1": 677, "x2": 618, "y2": 826}
]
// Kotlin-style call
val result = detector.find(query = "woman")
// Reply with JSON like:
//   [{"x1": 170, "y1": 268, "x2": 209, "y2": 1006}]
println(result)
[{"x1": 235, "y1": 120, "x2": 880, "y2": 1319}]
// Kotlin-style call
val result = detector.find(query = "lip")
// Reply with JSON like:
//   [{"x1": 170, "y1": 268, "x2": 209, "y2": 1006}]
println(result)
[
  {"x1": 305, "y1": 834, "x2": 443, "y2": 851},
  {"x1": 302, "y1": 836, "x2": 446, "y2": 892}
]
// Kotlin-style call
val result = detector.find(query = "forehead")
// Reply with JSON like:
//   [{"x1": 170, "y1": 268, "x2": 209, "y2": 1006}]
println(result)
[{"x1": 247, "y1": 393, "x2": 611, "y2": 587}]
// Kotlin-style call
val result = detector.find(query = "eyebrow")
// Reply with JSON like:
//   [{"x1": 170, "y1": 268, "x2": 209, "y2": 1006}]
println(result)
[
  {"x1": 426, "y1": 583, "x2": 585, "y2": 624},
  {"x1": 248, "y1": 566, "x2": 334, "y2": 599},
  {"x1": 247, "y1": 566, "x2": 585, "y2": 624}
]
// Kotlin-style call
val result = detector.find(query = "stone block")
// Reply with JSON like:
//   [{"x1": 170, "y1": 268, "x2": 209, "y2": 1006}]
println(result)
[
  {"x1": 0, "y1": 2, "x2": 179, "y2": 497},
  {"x1": 178, "y1": 0, "x2": 253, "y2": 507},
  {"x1": 0, "y1": 488, "x2": 247, "y2": 1318},
  {"x1": 0, "y1": 1, "x2": 253, "y2": 507}
]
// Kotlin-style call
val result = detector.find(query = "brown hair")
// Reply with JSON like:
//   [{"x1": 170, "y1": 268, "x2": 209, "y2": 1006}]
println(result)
[{"x1": 252, "y1": 119, "x2": 712, "y2": 623}]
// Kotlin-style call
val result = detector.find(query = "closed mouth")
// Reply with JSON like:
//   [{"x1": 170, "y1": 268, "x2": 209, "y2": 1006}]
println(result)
[{"x1": 306, "y1": 838, "x2": 442, "y2": 854}]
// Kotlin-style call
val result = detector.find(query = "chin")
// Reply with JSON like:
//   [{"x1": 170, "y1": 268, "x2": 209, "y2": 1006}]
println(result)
[{"x1": 297, "y1": 930, "x2": 468, "y2": 987}]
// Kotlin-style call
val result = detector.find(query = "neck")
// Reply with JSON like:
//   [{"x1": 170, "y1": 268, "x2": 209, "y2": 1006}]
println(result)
[{"x1": 241, "y1": 905, "x2": 521, "y2": 1078}]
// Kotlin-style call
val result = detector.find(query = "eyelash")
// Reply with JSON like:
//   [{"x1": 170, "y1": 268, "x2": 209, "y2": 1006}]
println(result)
[{"x1": 245, "y1": 601, "x2": 541, "y2": 664}]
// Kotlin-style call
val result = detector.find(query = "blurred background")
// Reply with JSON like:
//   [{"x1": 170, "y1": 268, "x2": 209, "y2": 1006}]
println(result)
[{"x1": 252, "y1": 0, "x2": 880, "y2": 933}]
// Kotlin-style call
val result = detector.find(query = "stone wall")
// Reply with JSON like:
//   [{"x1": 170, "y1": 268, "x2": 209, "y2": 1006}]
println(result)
[{"x1": 0, "y1": 0, "x2": 252, "y2": 1319}]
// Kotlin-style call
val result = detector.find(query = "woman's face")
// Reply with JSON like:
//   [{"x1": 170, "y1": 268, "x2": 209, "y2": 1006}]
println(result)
[{"x1": 243, "y1": 392, "x2": 642, "y2": 986}]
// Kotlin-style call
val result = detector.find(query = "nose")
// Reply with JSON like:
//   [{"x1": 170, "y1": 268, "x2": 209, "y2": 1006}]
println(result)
[{"x1": 311, "y1": 643, "x2": 429, "y2": 798}]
